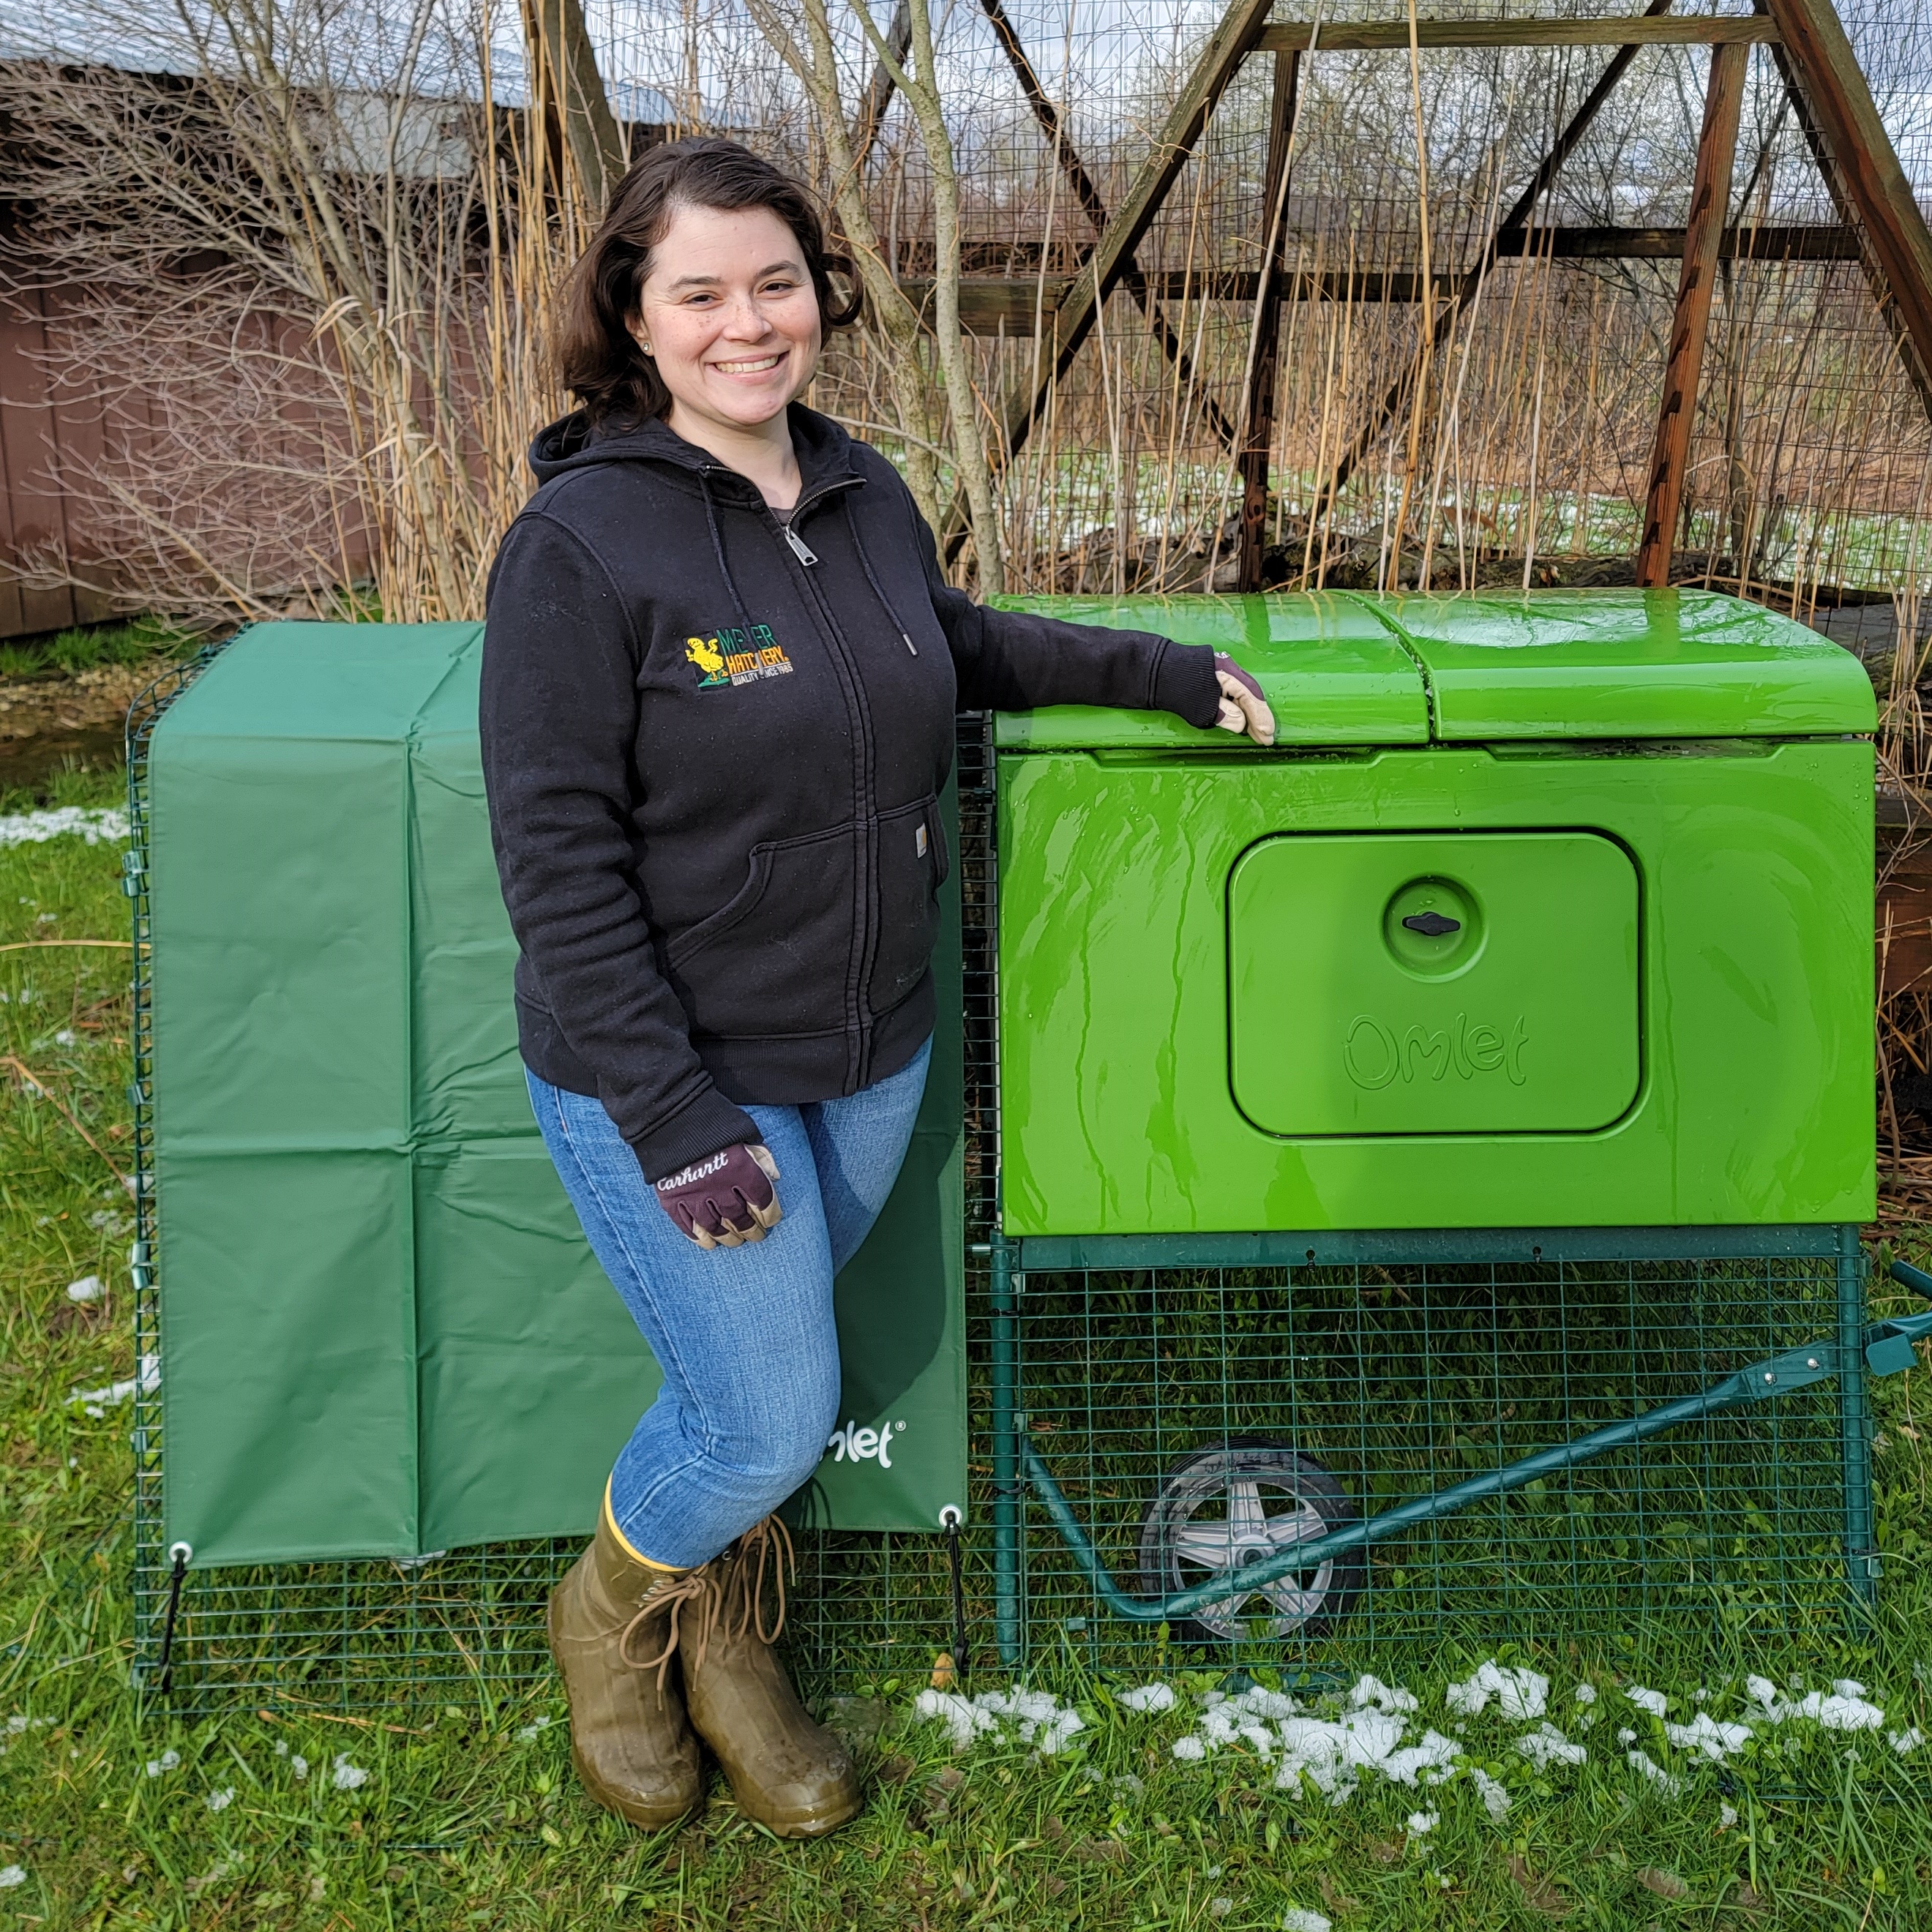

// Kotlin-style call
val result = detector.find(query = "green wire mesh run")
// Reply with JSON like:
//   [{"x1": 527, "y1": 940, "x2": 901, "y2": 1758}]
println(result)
[
  {"x1": 124, "y1": 667, "x2": 1001, "y2": 1713},
  {"x1": 1004, "y1": 1242, "x2": 1861, "y2": 1673},
  {"x1": 130, "y1": 1535, "x2": 992, "y2": 1718}
]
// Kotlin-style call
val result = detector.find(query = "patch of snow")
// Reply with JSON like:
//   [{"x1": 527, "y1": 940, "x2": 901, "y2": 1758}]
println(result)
[
  {"x1": 65, "y1": 1276, "x2": 103, "y2": 1303},
  {"x1": 1626, "y1": 1748, "x2": 1682, "y2": 1795},
  {"x1": 1273, "y1": 1710, "x2": 1461, "y2": 1802},
  {"x1": 68, "y1": 1377, "x2": 137, "y2": 1415},
  {"x1": 1469, "y1": 1767, "x2": 1512, "y2": 1819},
  {"x1": 1172, "y1": 1734, "x2": 1207, "y2": 1761},
  {"x1": 1117, "y1": 1682, "x2": 1176, "y2": 1714},
  {"x1": 1888, "y1": 1727, "x2": 1924, "y2": 1756},
  {"x1": 1748, "y1": 1684, "x2": 1886, "y2": 1731},
  {"x1": 913, "y1": 1686, "x2": 1085, "y2": 1755},
  {"x1": 1515, "y1": 1722, "x2": 1588, "y2": 1770},
  {"x1": 0, "y1": 1868, "x2": 24, "y2": 1890},
  {"x1": 205, "y1": 1787, "x2": 234, "y2": 1812},
  {"x1": 1573, "y1": 1683, "x2": 1598, "y2": 1707},
  {"x1": 1407, "y1": 1809, "x2": 1439, "y2": 1834},
  {"x1": 1350, "y1": 1674, "x2": 1418, "y2": 1715},
  {"x1": 1810, "y1": 1693, "x2": 1885, "y2": 1731},
  {"x1": 515, "y1": 1716, "x2": 553, "y2": 1741},
  {"x1": 1625, "y1": 1686, "x2": 1669, "y2": 1718},
  {"x1": 916, "y1": 1689, "x2": 998, "y2": 1751},
  {"x1": 1719, "y1": 1802, "x2": 1739, "y2": 1830},
  {"x1": 330, "y1": 1754, "x2": 369, "y2": 1791},
  {"x1": 1281, "y1": 1911, "x2": 1332, "y2": 1932},
  {"x1": 1445, "y1": 1661, "x2": 1547, "y2": 1721},
  {"x1": 144, "y1": 1749, "x2": 180, "y2": 1778},
  {"x1": 0, "y1": 807, "x2": 129, "y2": 848},
  {"x1": 1663, "y1": 1712, "x2": 1752, "y2": 1763}
]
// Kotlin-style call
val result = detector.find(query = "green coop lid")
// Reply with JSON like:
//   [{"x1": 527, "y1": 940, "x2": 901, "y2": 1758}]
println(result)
[
  {"x1": 989, "y1": 587, "x2": 1875, "y2": 746},
  {"x1": 986, "y1": 592, "x2": 1429, "y2": 749},
  {"x1": 1359, "y1": 587, "x2": 1878, "y2": 741}
]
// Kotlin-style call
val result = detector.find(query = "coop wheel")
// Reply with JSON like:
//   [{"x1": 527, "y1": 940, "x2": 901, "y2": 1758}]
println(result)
[{"x1": 1136, "y1": 1439, "x2": 1364, "y2": 1642}]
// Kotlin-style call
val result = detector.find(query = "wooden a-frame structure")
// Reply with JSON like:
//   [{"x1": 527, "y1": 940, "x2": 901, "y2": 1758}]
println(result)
[{"x1": 528, "y1": 0, "x2": 1932, "y2": 594}]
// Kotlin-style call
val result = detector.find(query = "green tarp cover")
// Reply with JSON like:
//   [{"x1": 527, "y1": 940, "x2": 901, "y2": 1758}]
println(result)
[{"x1": 149, "y1": 623, "x2": 965, "y2": 1567}]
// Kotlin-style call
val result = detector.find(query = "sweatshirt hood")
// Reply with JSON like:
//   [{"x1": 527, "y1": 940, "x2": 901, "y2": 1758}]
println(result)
[{"x1": 528, "y1": 402, "x2": 859, "y2": 498}]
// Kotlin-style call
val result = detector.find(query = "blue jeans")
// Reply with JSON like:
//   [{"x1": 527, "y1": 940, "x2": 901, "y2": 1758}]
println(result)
[{"x1": 525, "y1": 1038, "x2": 931, "y2": 1569}]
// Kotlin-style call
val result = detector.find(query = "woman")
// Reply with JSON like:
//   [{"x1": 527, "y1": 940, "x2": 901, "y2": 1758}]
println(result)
[{"x1": 479, "y1": 137, "x2": 1273, "y2": 1841}]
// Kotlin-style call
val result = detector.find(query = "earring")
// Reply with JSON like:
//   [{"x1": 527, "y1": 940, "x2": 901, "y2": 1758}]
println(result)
[{"x1": 640, "y1": 343, "x2": 653, "y2": 356}]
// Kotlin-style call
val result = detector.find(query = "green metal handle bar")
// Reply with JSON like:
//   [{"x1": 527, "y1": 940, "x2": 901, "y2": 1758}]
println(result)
[
  {"x1": 1876, "y1": 1259, "x2": 1932, "y2": 1374},
  {"x1": 1019, "y1": 1322, "x2": 1901, "y2": 1627},
  {"x1": 1887, "y1": 1256, "x2": 1932, "y2": 1301}
]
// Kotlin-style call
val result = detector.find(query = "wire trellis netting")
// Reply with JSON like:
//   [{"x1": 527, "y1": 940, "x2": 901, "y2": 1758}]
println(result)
[
  {"x1": 569, "y1": 0, "x2": 1932, "y2": 610},
  {"x1": 5, "y1": 0, "x2": 1932, "y2": 634}
]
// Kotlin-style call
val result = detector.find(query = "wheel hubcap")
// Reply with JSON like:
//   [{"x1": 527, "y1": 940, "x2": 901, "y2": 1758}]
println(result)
[{"x1": 1166, "y1": 1475, "x2": 1335, "y2": 1638}]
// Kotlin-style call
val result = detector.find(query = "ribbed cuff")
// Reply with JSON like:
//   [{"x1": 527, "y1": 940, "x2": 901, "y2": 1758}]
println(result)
[
  {"x1": 626, "y1": 1085, "x2": 761, "y2": 1184},
  {"x1": 1151, "y1": 638, "x2": 1224, "y2": 729}
]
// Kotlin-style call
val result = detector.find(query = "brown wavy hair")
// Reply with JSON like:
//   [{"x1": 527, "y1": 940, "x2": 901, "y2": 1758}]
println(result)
[{"x1": 556, "y1": 138, "x2": 862, "y2": 430}]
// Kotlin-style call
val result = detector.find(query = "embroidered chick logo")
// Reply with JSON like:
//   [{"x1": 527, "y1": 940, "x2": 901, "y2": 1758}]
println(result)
[{"x1": 685, "y1": 634, "x2": 725, "y2": 678}]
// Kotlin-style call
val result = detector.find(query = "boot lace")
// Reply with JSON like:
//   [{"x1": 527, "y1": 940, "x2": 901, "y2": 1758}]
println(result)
[
  {"x1": 614, "y1": 1516, "x2": 794, "y2": 1688},
  {"x1": 723, "y1": 1514, "x2": 793, "y2": 1647},
  {"x1": 617, "y1": 1565, "x2": 719, "y2": 1690}
]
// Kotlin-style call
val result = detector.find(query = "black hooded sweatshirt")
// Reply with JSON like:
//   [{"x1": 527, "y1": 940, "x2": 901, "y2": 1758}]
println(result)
[{"x1": 480, "y1": 404, "x2": 1221, "y2": 1181}]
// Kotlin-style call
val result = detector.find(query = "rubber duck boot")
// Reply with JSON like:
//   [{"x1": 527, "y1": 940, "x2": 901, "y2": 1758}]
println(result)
[
  {"x1": 547, "y1": 1500, "x2": 706, "y2": 1830},
  {"x1": 681, "y1": 1518, "x2": 861, "y2": 1838}
]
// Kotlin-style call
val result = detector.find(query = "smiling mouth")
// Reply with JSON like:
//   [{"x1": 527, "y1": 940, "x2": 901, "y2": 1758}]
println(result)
[{"x1": 711, "y1": 353, "x2": 787, "y2": 375}]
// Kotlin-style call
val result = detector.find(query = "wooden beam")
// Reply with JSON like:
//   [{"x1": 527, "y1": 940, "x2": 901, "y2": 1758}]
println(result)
[
  {"x1": 905, "y1": 228, "x2": 1862, "y2": 331},
  {"x1": 1239, "y1": 50, "x2": 1299, "y2": 592},
  {"x1": 1764, "y1": 0, "x2": 1932, "y2": 422},
  {"x1": 1259, "y1": 16, "x2": 1778, "y2": 50},
  {"x1": 1311, "y1": 0, "x2": 1677, "y2": 529},
  {"x1": 1508, "y1": 222, "x2": 1860, "y2": 263},
  {"x1": 1636, "y1": 41, "x2": 1748, "y2": 587},
  {"x1": 946, "y1": 0, "x2": 1280, "y2": 556},
  {"x1": 520, "y1": 0, "x2": 626, "y2": 211},
  {"x1": 976, "y1": 0, "x2": 1237, "y2": 447}
]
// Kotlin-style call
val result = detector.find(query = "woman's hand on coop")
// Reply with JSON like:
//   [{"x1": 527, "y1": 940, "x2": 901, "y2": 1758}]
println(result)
[
  {"x1": 653, "y1": 1143, "x2": 784, "y2": 1248},
  {"x1": 1213, "y1": 654, "x2": 1275, "y2": 746}
]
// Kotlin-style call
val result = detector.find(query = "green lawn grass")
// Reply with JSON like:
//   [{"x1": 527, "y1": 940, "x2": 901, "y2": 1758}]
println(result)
[
  {"x1": 0, "y1": 622, "x2": 198, "y2": 686},
  {"x1": 4, "y1": 764, "x2": 1932, "y2": 1929}
]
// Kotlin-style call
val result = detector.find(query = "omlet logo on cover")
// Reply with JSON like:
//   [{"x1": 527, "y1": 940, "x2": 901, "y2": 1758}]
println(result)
[
  {"x1": 685, "y1": 624, "x2": 794, "y2": 689},
  {"x1": 825, "y1": 1418, "x2": 906, "y2": 1469},
  {"x1": 1344, "y1": 1013, "x2": 1529, "y2": 1090}
]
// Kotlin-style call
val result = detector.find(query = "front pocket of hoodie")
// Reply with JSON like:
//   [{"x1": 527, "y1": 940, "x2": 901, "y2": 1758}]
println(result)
[
  {"x1": 665, "y1": 824, "x2": 857, "y2": 1038},
  {"x1": 869, "y1": 795, "x2": 943, "y2": 1014}
]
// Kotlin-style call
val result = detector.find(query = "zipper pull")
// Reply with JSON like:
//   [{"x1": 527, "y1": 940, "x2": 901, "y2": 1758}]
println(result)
[
  {"x1": 903, "y1": 633, "x2": 918, "y2": 656},
  {"x1": 785, "y1": 525, "x2": 818, "y2": 567}
]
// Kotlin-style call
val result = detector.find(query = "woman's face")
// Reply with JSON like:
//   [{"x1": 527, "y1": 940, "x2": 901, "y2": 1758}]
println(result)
[{"x1": 632, "y1": 202, "x2": 823, "y2": 437}]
